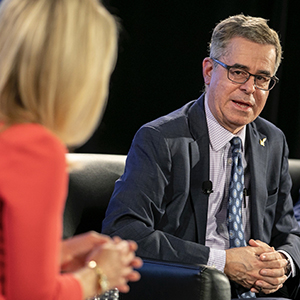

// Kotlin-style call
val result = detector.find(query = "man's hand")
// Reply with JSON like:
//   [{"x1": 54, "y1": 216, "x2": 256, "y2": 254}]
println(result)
[
  {"x1": 224, "y1": 240, "x2": 272, "y2": 288},
  {"x1": 249, "y1": 239, "x2": 288, "y2": 294},
  {"x1": 224, "y1": 239, "x2": 288, "y2": 294}
]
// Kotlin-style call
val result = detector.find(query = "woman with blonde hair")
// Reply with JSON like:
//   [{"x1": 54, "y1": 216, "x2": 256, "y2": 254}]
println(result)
[{"x1": 0, "y1": 0, "x2": 142, "y2": 299}]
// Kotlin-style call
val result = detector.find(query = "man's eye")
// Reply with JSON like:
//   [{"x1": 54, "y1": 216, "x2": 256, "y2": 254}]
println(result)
[
  {"x1": 256, "y1": 75, "x2": 270, "y2": 83},
  {"x1": 231, "y1": 69, "x2": 247, "y2": 76}
]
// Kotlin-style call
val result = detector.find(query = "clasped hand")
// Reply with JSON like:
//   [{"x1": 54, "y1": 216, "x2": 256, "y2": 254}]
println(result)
[
  {"x1": 60, "y1": 231, "x2": 143, "y2": 293},
  {"x1": 224, "y1": 239, "x2": 288, "y2": 294}
]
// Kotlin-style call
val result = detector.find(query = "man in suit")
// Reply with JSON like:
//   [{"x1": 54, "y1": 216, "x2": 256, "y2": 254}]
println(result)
[{"x1": 102, "y1": 14, "x2": 300, "y2": 298}]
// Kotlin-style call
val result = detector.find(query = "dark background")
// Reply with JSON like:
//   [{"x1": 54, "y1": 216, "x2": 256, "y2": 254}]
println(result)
[{"x1": 75, "y1": 1, "x2": 300, "y2": 158}]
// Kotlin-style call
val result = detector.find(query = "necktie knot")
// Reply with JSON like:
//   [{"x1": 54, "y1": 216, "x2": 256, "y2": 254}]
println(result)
[{"x1": 230, "y1": 137, "x2": 242, "y2": 156}]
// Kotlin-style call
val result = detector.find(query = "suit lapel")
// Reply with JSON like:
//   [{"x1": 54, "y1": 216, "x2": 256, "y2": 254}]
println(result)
[
  {"x1": 188, "y1": 95, "x2": 211, "y2": 244},
  {"x1": 246, "y1": 122, "x2": 268, "y2": 240}
]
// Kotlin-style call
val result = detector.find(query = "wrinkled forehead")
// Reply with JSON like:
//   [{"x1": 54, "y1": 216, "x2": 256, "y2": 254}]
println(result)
[{"x1": 222, "y1": 37, "x2": 277, "y2": 74}]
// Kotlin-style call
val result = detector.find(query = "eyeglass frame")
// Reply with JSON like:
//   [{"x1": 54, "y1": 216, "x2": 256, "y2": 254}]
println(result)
[{"x1": 210, "y1": 57, "x2": 279, "y2": 91}]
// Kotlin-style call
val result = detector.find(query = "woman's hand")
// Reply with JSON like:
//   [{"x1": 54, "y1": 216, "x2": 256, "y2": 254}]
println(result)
[
  {"x1": 60, "y1": 231, "x2": 111, "y2": 272},
  {"x1": 86, "y1": 237, "x2": 143, "y2": 293},
  {"x1": 61, "y1": 232, "x2": 143, "y2": 295}
]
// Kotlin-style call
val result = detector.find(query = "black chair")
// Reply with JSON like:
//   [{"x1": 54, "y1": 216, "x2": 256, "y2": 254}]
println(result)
[
  {"x1": 288, "y1": 159, "x2": 300, "y2": 205},
  {"x1": 63, "y1": 153, "x2": 126, "y2": 238},
  {"x1": 121, "y1": 259, "x2": 230, "y2": 300}
]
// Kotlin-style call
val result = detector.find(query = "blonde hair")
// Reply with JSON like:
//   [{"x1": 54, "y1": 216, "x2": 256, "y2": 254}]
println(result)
[
  {"x1": 0, "y1": 0, "x2": 118, "y2": 146},
  {"x1": 209, "y1": 14, "x2": 282, "y2": 73}
]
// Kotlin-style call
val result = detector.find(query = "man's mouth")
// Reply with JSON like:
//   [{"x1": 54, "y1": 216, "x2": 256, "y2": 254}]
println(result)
[{"x1": 232, "y1": 100, "x2": 252, "y2": 109}]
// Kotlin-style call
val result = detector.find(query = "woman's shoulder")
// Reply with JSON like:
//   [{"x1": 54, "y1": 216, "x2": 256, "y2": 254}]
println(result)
[
  {"x1": 1, "y1": 122, "x2": 65, "y2": 148},
  {"x1": 0, "y1": 123, "x2": 67, "y2": 164}
]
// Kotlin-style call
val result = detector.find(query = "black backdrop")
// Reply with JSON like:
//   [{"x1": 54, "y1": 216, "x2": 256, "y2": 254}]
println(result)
[{"x1": 57, "y1": 2, "x2": 300, "y2": 157}]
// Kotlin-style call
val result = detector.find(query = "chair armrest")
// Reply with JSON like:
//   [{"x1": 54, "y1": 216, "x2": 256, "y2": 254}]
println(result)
[
  {"x1": 120, "y1": 259, "x2": 231, "y2": 300},
  {"x1": 289, "y1": 159, "x2": 300, "y2": 205}
]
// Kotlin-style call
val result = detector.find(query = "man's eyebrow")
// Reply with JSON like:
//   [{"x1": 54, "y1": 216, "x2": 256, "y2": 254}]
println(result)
[
  {"x1": 231, "y1": 63, "x2": 248, "y2": 69},
  {"x1": 231, "y1": 63, "x2": 271, "y2": 76}
]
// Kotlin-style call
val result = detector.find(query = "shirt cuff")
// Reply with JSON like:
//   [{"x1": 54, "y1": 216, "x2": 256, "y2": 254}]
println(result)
[
  {"x1": 278, "y1": 250, "x2": 295, "y2": 277},
  {"x1": 207, "y1": 248, "x2": 226, "y2": 272}
]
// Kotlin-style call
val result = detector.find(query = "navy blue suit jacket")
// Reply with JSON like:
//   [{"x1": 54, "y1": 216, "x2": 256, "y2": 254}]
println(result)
[{"x1": 103, "y1": 94, "x2": 300, "y2": 293}]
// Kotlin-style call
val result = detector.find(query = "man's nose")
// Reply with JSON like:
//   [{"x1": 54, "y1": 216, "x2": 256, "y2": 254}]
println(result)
[{"x1": 239, "y1": 75, "x2": 256, "y2": 94}]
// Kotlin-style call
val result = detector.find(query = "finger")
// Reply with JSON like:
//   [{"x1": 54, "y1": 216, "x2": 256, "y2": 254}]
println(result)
[
  {"x1": 128, "y1": 240, "x2": 138, "y2": 251},
  {"x1": 119, "y1": 266, "x2": 137, "y2": 279},
  {"x1": 122, "y1": 251, "x2": 136, "y2": 265},
  {"x1": 256, "y1": 276, "x2": 286, "y2": 288},
  {"x1": 248, "y1": 239, "x2": 261, "y2": 247},
  {"x1": 130, "y1": 257, "x2": 143, "y2": 268},
  {"x1": 116, "y1": 240, "x2": 131, "y2": 251},
  {"x1": 83, "y1": 231, "x2": 112, "y2": 244},
  {"x1": 112, "y1": 236, "x2": 123, "y2": 244},
  {"x1": 254, "y1": 283, "x2": 283, "y2": 295},
  {"x1": 250, "y1": 286, "x2": 260, "y2": 294},
  {"x1": 260, "y1": 267, "x2": 286, "y2": 278},
  {"x1": 259, "y1": 258, "x2": 287, "y2": 271},
  {"x1": 249, "y1": 239, "x2": 275, "y2": 250},
  {"x1": 248, "y1": 244, "x2": 275, "y2": 257},
  {"x1": 255, "y1": 275, "x2": 286, "y2": 290},
  {"x1": 253, "y1": 239, "x2": 271, "y2": 247},
  {"x1": 115, "y1": 284, "x2": 130, "y2": 293},
  {"x1": 260, "y1": 251, "x2": 284, "y2": 261},
  {"x1": 125, "y1": 270, "x2": 141, "y2": 282},
  {"x1": 61, "y1": 234, "x2": 110, "y2": 265},
  {"x1": 64, "y1": 232, "x2": 111, "y2": 251}
]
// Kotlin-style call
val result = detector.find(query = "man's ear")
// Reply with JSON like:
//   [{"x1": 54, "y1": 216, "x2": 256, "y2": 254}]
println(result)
[{"x1": 202, "y1": 57, "x2": 213, "y2": 85}]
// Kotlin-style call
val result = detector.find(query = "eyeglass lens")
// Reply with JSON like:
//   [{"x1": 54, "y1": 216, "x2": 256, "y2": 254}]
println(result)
[{"x1": 228, "y1": 68, "x2": 275, "y2": 91}]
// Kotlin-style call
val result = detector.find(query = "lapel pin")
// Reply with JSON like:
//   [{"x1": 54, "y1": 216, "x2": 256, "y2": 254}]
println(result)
[{"x1": 259, "y1": 138, "x2": 267, "y2": 147}]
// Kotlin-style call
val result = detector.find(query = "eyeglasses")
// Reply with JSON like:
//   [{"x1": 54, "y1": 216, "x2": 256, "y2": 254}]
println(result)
[{"x1": 211, "y1": 58, "x2": 279, "y2": 91}]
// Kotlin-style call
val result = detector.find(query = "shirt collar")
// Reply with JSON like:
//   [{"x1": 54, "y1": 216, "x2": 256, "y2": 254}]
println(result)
[{"x1": 204, "y1": 95, "x2": 246, "y2": 152}]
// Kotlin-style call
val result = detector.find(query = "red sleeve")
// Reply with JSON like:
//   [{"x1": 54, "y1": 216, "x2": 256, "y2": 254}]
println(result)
[{"x1": 0, "y1": 124, "x2": 82, "y2": 300}]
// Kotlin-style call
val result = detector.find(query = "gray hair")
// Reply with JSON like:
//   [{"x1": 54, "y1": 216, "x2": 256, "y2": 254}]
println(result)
[{"x1": 209, "y1": 14, "x2": 282, "y2": 73}]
